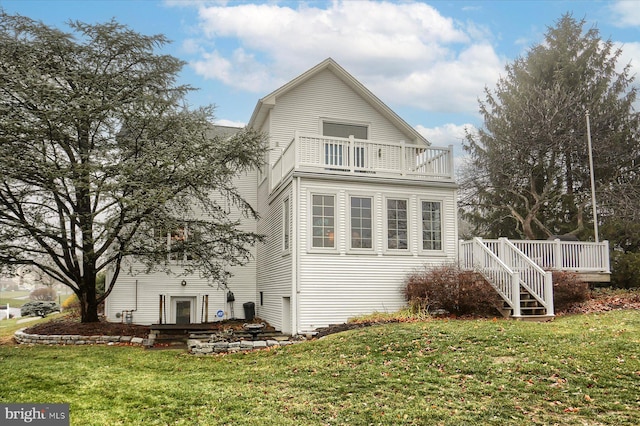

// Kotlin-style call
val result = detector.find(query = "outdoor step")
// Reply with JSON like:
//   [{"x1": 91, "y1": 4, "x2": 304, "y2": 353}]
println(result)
[
  {"x1": 513, "y1": 314, "x2": 555, "y2": 322},
  {"x1": 520, "y1": 306, "x2": 545, "y2": 312}
]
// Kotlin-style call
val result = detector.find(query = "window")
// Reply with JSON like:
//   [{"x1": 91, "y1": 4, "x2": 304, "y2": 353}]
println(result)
[
  {"x1": 351, "y1": 196, "x2": 372, "y2": 249},
  {"x1": 323, "y1": 122, "x2": 368, "y2": 139},
  {"x1": 322, "y1": 121, "x2": 368, "y2": 168},
  {"x1": 312, "y1": 194, "x2": 335, "y2": 248},
  {"x1": 421, "y1": 201, "x2": 442, "y2": 250},
  {"x1": 387, "y1": 199, "x2": 408, "y2": 250},
  {"x1": 153, "y1": 225, "x2": 195, "y2": 262},
  {"x1": 169, "y1": 227, "x2": 188, "y2": 261},
  {"x1": 283, "y1": 198, "x2": 290, "y2": 251}
]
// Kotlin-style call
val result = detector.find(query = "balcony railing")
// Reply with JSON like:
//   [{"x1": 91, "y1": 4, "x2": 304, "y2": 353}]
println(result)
[{"x1": 270, "y1": 132, "x2": 454, "y2": 190}]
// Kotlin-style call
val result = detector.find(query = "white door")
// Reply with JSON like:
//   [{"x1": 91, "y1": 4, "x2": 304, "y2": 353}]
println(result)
[{"x1": 172, "y1": 297, "x2": 196, "y2": 324}]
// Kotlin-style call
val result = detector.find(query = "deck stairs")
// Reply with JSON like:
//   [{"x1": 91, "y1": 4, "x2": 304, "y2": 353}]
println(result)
[
  {"x1": 460, "y1": 238, "x2": 555, "y2": 321},
  {"x1": 497, "y1": 285, "x2": 552, "y2": 321}
]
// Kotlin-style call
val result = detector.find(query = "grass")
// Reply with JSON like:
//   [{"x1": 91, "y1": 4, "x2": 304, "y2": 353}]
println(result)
[
  {"x1": 0, "y1": 310, "x2": 638, "y2": 425},
  {"x1": 0, "y1": 290, "x2": 30, "y2": 308},
  {"x1": 0, "y1": 312, "x2": 66, "y2": 344}
]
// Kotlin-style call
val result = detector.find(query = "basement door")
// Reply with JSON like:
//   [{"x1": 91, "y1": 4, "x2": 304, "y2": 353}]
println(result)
[{"x1": 172, "y1": 296, "x2": 196, "y2": 324}]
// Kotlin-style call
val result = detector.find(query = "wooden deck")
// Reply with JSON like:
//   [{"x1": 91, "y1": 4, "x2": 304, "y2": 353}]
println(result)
[{"x1": 459, "y1": 238, "x2": 611, "y2": 319}]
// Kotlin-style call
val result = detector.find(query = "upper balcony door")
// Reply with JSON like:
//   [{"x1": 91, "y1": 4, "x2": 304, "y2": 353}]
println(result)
[{"x1": 322, "y1": 121, "x2": 368, "y2": 169}]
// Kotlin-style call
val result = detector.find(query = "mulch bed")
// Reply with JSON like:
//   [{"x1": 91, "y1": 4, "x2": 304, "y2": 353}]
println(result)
[
  {"x1": 23, "y1": 316, "x2": 275, "y2": 339},
  {"x1": 24, "y1": 317, "x2": 151, "y2": 339}
]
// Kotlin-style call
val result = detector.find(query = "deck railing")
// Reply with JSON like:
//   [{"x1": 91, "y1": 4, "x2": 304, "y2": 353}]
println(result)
[
  {"x1": 460, "y1": 238, "x2": 554, "y2": 316},
  {"x1": 509, "y1": 239, "x2": 610, "y2": 272},
  {"x1": 270, "y1": 132, "x2": 454, "y2": 190},
  {"x1": 475, "y1": 239, "x2": 610, "y2": 273},
  {"x1": 460, "y1": 237, "x2": 611, "y2": 317}
]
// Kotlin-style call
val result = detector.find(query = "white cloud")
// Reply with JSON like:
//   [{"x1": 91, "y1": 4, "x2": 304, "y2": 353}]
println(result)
[
  {"x1": 617, "y1": 41, "x2": 640, "y2": 80},
  {"x1": 617, "y1": 41, "x2": 640, "y2": 112},
  {"x1": 610, "y1": 1, "x2": 640, "y2": 27},
  {"x1": 415, "y1": 122, "x2": 476, "y2": 172},
  {"x1": 178, "y1": 0, "x2": 504, "y2": 114},
  {"x1": 191, "y1": 48, "x2": 272, "y2": 92},
  {"x1": 375, "y1": 43, "x2": 503, "y2": 114}
]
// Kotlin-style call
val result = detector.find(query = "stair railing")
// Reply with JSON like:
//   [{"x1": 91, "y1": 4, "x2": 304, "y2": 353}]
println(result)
[
  {"x1": 459, "y1": 238, "x2": 521, "y2": 316},
  {"x1": 496, "y1": 238, "x2": 554, "y2": 316}
]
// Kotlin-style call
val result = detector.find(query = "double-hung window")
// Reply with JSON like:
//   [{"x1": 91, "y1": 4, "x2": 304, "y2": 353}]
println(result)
[
  {"x1": 387, "y1": 199, "x2": 408, "y2": 250},
  {"x1": 311, "y1": 194, "x2": 335, "y2": 248},
  {"x1": 421, "y1": 201, "x2": 442, "y2": 251},
  {"x1": 350, "y1": 196, "x2": 372, "y2": 249}
]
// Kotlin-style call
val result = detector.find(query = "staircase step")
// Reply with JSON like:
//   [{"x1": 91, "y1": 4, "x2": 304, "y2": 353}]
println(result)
[{"x1": 512, "y1": 314, "x2": 555, "y2": 322}]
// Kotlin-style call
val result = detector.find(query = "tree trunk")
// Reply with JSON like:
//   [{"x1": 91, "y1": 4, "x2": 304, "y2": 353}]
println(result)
[{"x1": 79, "y1": 275, "x2": 100, "y2": 323}]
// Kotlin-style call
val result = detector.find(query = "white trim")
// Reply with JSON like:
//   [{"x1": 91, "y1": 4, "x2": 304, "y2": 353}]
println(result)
[
  {"x1": 347, "y1": 193, "x2": 376, "y2": 253},
  {"x1": 307, "y1": 190, "x2": 339, "y2": 253},
  {"x1": 383, "y1": 195, "x2": 411, "y2": 254},
  {"x1": 171, "y1": 296, "x2": 197, "y2": 324},
  {"x1": 418, "y1": 198, "x2": 446, "y2": 255}
]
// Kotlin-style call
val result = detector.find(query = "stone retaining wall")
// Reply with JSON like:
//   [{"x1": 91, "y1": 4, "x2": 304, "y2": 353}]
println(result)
[
  {"x1": 14, "y1": 328, "x2": 146, "y2": 346},
  {"x1": 188, "y1": 339, "x2": 296, "y2": 354},
  {"x1": 14, "y1": 329, "x2": 300, "y2": 353}
]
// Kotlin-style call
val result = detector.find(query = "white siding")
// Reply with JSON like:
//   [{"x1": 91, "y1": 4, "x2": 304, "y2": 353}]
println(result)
[
  {"x1": 105, "y1": 169, "x2": 259, "y2": 325},
  {"x1": 268, "y1": 69, "x2": 416, "y2": 151},
  {"x1": 296, "y1": 178, "x2": 457, "y2": 332},
  {"x1": 255, "y1": 180, "x2": 294, "y2": 331}
]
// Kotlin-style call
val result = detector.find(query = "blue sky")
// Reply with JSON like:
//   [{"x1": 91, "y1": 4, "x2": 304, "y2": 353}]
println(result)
[{"x1": 1, "y1": 0, "x2": 638, "y2": 157}]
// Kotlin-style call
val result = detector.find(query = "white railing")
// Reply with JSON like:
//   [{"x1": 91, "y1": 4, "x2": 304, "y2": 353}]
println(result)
[
  {"x1": 270, "y1": 132, "x2": 454, "y2": 190},
  {"x1": 460, "y1": 238, "x2": 555, "y2": 316},
  {"x1": 460, "y1": 237, "x2": 612, "y2": 317},
  {"x1": 509, "y1": 239, "x2": 610, "y2": 272},
  {"x1": 459, "y1": 238, "x2": 521, "y2": 316},
  {"x1": 495, "y1": 238, "x2": 553, "y2": 314}
]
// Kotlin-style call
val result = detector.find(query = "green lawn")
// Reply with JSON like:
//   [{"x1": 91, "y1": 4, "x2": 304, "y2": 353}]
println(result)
[
  {"x1": 0, "y1": 290, "x2": 30, "y2": 308},
  {"x1": 1, "y1": 310, "x2": 638, "y2": 425}
]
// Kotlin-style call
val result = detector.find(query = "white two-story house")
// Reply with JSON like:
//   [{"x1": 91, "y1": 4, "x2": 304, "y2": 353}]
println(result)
[{"x1": 105, "y1": 58, "x2": 457, "y2": 334}]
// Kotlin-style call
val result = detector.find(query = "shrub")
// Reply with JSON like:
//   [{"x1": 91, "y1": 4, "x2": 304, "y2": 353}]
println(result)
[
  {"x1": 404, "y1": 264, "x2": 502, "y2": 316},
  {"x1": 20, "y1": 301, "x2": 60, "y2": 317},
  {"x1": 610, "y1": 251, "x2": 640, "y2": 289},
  {"x1": 552, "y1": 271, "x2": 590, "y2": 312},
  {"x1": 61, "y1": 294, "x2": 80, "y2": 311},
  {"x1": 29, "y1": 286, "x2": 57, "y2": 301}
]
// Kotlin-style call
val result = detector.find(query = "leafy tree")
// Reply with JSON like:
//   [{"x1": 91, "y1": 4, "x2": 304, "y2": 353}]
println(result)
[
  {"x1": 0, "y1": 13, "x2": 267, "y2": 322},
  {"x1": 462, "y1": 14, "x2": 640, "y2": 240}
]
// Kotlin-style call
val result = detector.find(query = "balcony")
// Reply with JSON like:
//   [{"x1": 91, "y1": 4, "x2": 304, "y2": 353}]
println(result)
[{"x1": 269, "y1": 132, "x2": 455, "y2": 190}]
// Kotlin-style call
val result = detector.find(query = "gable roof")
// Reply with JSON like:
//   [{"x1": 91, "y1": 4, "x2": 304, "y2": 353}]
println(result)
[{"x1": 248, "y1": 58, "x2": 429, "y2": 145}]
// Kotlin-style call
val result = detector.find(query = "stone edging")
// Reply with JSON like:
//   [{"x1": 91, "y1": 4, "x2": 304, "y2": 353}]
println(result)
[
  {"x1": 188, "y1": 338, "x2": 297, "y2": 355},
  {"x1": 14, "y1": 328, "x2": 146, "y2": 346}
]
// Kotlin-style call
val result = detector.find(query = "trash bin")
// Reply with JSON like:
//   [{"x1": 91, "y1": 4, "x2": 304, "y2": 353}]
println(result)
[{"x1": 243, "y1": 301, "x2": 255, "y2": 321}]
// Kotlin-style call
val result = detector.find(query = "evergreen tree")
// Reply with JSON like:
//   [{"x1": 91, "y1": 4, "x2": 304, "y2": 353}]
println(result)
[
  {"x1": 462, "y1": 14, "x2": 639, "y2": 240},
  {"x1": 0, "y1": 13, "x2": 267, "y2": 322}
]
